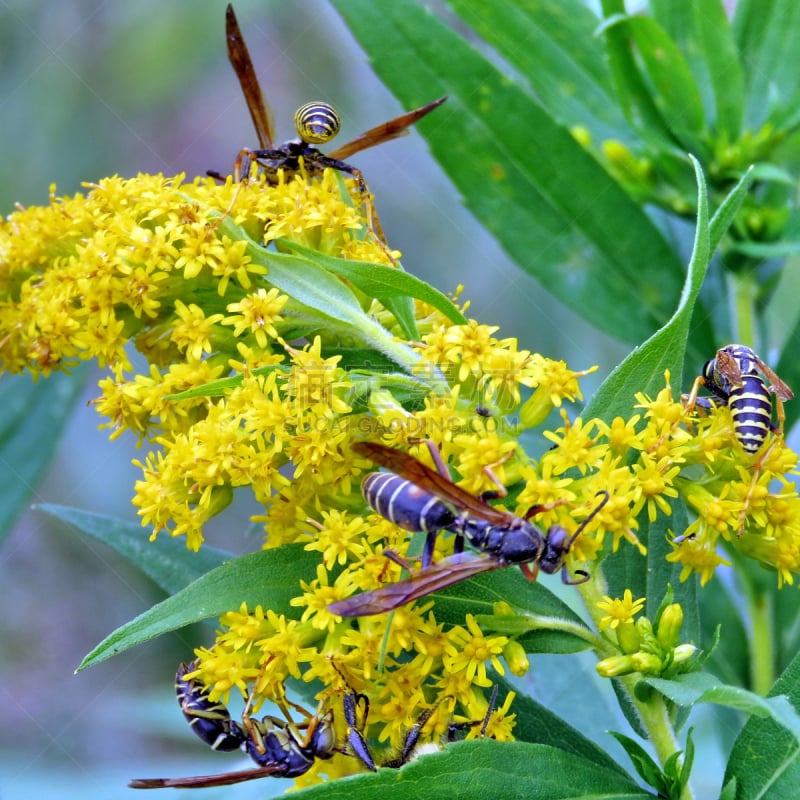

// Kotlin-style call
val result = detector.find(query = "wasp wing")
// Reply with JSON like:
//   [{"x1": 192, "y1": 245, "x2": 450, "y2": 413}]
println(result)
[
  {"x1": 130, "y1": 764, "x2": 285, "y2": 789},
  {"x1": 225, "y1": 4, "x2": 275, "y2": 149},
  {"x1": 327, "y1": 551, "x2": 504, "y2": 617},
  {"x1": 328, "y1": 97, "x2": 447, "y2": 161},
  {"x1": 753, "y1": 355, "x2": 795, "y2": 401},
  {"x1": 353, "y1": 441, "x2": 515, "y2": 524}
]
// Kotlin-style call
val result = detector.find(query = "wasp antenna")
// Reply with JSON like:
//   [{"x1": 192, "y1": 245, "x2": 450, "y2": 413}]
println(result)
[{"x1": 566, "y1": 490, "x2": 609, "y2": 549}]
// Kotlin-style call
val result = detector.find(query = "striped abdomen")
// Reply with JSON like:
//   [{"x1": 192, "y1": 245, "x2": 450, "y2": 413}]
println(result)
[
  {"x1": 728, "y1": 373, "x2": 772, "y2": 453},
  {"x1": 362, "y1": 472, "x2": 455, "y2": 533},
  {"x1": 176, "y1": 662, "x2": 244, "y2": 752}
]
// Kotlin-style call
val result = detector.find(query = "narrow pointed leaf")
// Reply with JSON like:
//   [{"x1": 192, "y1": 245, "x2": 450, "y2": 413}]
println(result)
[
  {"x1": 584, "y1": 155, "x2": 709, "y2": 424},
  {"x1": 734, "y1": 0, "x2": 800, "y2": 130},
  {"x1": 724, "y1": 647, "x2": 800, "y2": 797},
  {"x1": 0, "y1": 369, "x2": 89, "y2": 544},
  {"x1": 78, "y1": 544, "x2": 319, "y2": 670},
  {"x1": 647, "y1": 672, "x2": 800, "y2": 741},
  {"x1": 332, "y1": 0, "x2": 686, "y2": 345},
  {"x1": 616, "y1": 15, "x2": 706, "y2": 148},
  {"x1": 276, "y1": 238, "x2": 466, "y2": 326},
  {"x1": 38, "y1": 504, "x2": 232, "y2": 594},
  {"x1": 448, "y1": 0, "x2": 630, "y2": 142}
]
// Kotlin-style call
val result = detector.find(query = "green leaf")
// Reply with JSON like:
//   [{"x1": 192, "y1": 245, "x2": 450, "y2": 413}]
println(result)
[
  {"x1": 613, "y1": 15, "x2": 706, "y2": 148},
  {"x1": 608, "y1": 731, "x2": 670, "y2": 796},
  {"x1": 724, "y1": 647, "x2": 800, "y2": 797},
  {"x1": 287, "y1": 740, "x2": 651, "y2": 800},
  {"x1": 219, "y1": 218, "x2": 428, "y2": 375},
  {"x1": 500, "y1": 674, "x2": 625, "y2": 774},
  {"x1": 38, "y1": 504, "x2": 231, "y2": 594},
  {"x1": 646, "y1": 672, "x2": 800, "y2": 741},
  {"x1": 332, "y1": 0, "x2": 687, "y2": 346},
  {"x1": 690, "y1": 0, "x2": 744, "y2": 139},
  {"x1": 650, "y1": 0, "x2": 744, "y2": 140},
  {"x1": 584, "y1": 155, "x2": 710, "y2": 424},
  {"x1": 0, "y1": 368, "x2": 89, "y2": 544},
  {"x1": 734, "y1": 0, "x2": 800, "y2": 131},
  {"x1": 600, "y1": 1, "x2": 676, "y2": 147},
  {"x1": 276, "y1": 238, "x2": 467, "y2": 327},
  {"x1": 447, "y1": 0, "x2": 630, "y2": 143},
  {"x1": 78, "y1": 544, "x2": 319, "y2": 670},
  {"x1": 709, "y1": 165, "x2": 755, "y2": 253}
]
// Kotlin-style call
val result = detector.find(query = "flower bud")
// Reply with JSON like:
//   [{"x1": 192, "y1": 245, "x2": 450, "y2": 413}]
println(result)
[
  {"x1": 615, "y1": 620, "x2": 641, "y2": 655},
  {"x1": 631, "y1": 652, "x2": 663, "y2": 675},
  {"x1": 493, "y1": 601, "x2": 514, "y2": 617},
  {"x1": 596, "y1": 654, "x2": 636, "y2": 678},
  {"x1": 672, "y1": 644, "x2": 698, "y2": 665},
  {"x1": 502, "y1": 640, "x2": 530, "y2": 677},
  {"x1": 656, "y1": 604, "x2": 684, "y2": 650},
  {"x1": 519, "y1": 386, "x2": 553, "y2": 429}
]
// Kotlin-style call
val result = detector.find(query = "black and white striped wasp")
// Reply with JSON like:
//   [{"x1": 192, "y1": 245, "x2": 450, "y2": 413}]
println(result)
[
  {"x1": 328, "y1": 441, "x2": 608, "y2": 618},
  {"x1": 685, "y1": 344, "x2": 793, "y2": 454},
  {"x1": 130, "y1": 661, "x2": 343, "y2": 788},
  {"x1": 212, "y1": 4, "x2": 446, "y2": 242},
  {"x1": 129, "y1": 661, "x2": 494, "y2": 788}
]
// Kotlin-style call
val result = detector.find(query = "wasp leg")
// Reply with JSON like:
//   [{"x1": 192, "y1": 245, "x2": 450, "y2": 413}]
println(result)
[
  {"x1": 682, "y1": 375, "x2": 707, "y2": 415},
  {"x1": 342, "y1": 690, "x2": 377, "y2": 771},
  {"x1": 381, "y1": 707, "x2": 436, "y2": 769},
  {"x1": 737, "y1": 438, "x2": 778, "y2": 536},
  {"x1": 446, "y1": 684, "x2": 498, "y2": 742},
  {"x1": 305, "y1": 153, "x2": 393, "y2": 257},
  {"x1": 774, "y1": 394, "x2": 787, "y2": 435}
]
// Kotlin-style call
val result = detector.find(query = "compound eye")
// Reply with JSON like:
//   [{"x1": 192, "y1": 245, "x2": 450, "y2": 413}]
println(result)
[{"x1": 295, "y1": 102, "x2": 341, "y2": 144}]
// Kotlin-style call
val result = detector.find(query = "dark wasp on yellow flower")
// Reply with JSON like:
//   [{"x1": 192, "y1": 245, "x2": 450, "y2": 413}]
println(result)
[{"x1": 212, "y1": 4, "x2": 446, "y2": 250}]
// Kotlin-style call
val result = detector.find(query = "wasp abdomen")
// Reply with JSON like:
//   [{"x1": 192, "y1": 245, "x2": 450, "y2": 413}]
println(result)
[
  {"x1": 362, "y1": 472, "x2": 455, "y2": 532},
  {"x1": 176, "y1": 663, "x2": 245, "y2": 752},
  {"x1": 294, "y1": 102, "x2": 341, "y2": 145},
  {"x1": 729, "y1": 377, "x2": 773, "y2": 453}
]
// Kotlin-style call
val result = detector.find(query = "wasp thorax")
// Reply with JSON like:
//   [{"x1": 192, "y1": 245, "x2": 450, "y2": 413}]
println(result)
[{"x1": 295, "y1": 102, "x2": 341, "y2": 144}]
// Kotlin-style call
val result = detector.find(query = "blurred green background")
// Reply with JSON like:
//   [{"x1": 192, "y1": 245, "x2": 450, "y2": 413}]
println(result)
[{"x1": 0, "y1": 1, "x2": 629, "y2": 797}]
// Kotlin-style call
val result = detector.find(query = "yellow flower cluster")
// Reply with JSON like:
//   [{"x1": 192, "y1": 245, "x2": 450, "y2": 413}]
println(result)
[
  {"x1": 596, "y1": 589, "x2": 697, "y2": 679},
  {"x1": 0, "y1": 170, "x2": 390, "y2": 380},
  {"x1": 5, "y1": 169, "x2": 800, "y2": 783}
]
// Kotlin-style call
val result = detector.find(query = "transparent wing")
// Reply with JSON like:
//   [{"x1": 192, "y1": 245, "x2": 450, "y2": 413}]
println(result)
[
  {"x1": 225, "y1": 4, "x2": 275, "y2": 149},
  {"x1": 328, "y1": 97, "x2": 447, "y2": 161},
  {"x1": 353, "y1": 441, "x2": 515, "y2": 524},
  {"x1": 130, "y1": 764, "x2": 284, "y2": 789},
  {"x1": 328, "y1": 551, "x2": 502, "y2": 617}
]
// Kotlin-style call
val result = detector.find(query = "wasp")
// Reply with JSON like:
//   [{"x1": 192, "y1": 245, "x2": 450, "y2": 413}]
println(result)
[
  {"x1": 327, "y1": 441, "x2": 608, "y2": 617},
  {"x1": 129, "y1": 661, "x2": 346, "y2": 788},
  {"x1": 213, "y1": 5, "x2": 446, "y2": 241},
  {"x1": 129, "y1": 661, "x2": 487, "y2": 788},
  {"x1": 685, "y1": 343, "x2": 793, "y2": 454}
]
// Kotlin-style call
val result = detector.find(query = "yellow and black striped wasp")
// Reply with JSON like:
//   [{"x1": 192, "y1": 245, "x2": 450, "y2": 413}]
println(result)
[
  {"x1": 212, "y1": 5, "x2": 446, "y2": 242},
  {"x1": 328, "y1": 442, "x2": 608, "y2": 617},
  {"x1": 685, "y1": 344, "x2": 793, "y2": 454}
]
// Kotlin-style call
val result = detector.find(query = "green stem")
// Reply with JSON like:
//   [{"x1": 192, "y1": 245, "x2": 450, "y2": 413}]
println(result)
[
  {"x1": 577, "y1": 570, "x2": 695, "y2": 800},
  {"x1": 743, "y1": 581, "x2": 775, "y2": 695},
  {"x1": 726, "y1": 269, "x2": 759, "y2": 346}
]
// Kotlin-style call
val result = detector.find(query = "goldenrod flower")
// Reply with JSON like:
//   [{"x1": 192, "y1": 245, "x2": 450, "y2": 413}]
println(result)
[
  {"x1": 7, "y1": 169, "x2": 800, "y2": 783},
  {"x1": 597, "y1": 590, "x2": 646, "y2": 630}
]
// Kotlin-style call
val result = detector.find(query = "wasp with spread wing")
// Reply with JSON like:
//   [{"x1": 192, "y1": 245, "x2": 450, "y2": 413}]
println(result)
[
  {"x1": 328, "y1": 442, "x2": 608, "y2": 618},
  {"x1": 213, "y1": 4, "x2": 446, "y2": 241}
]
